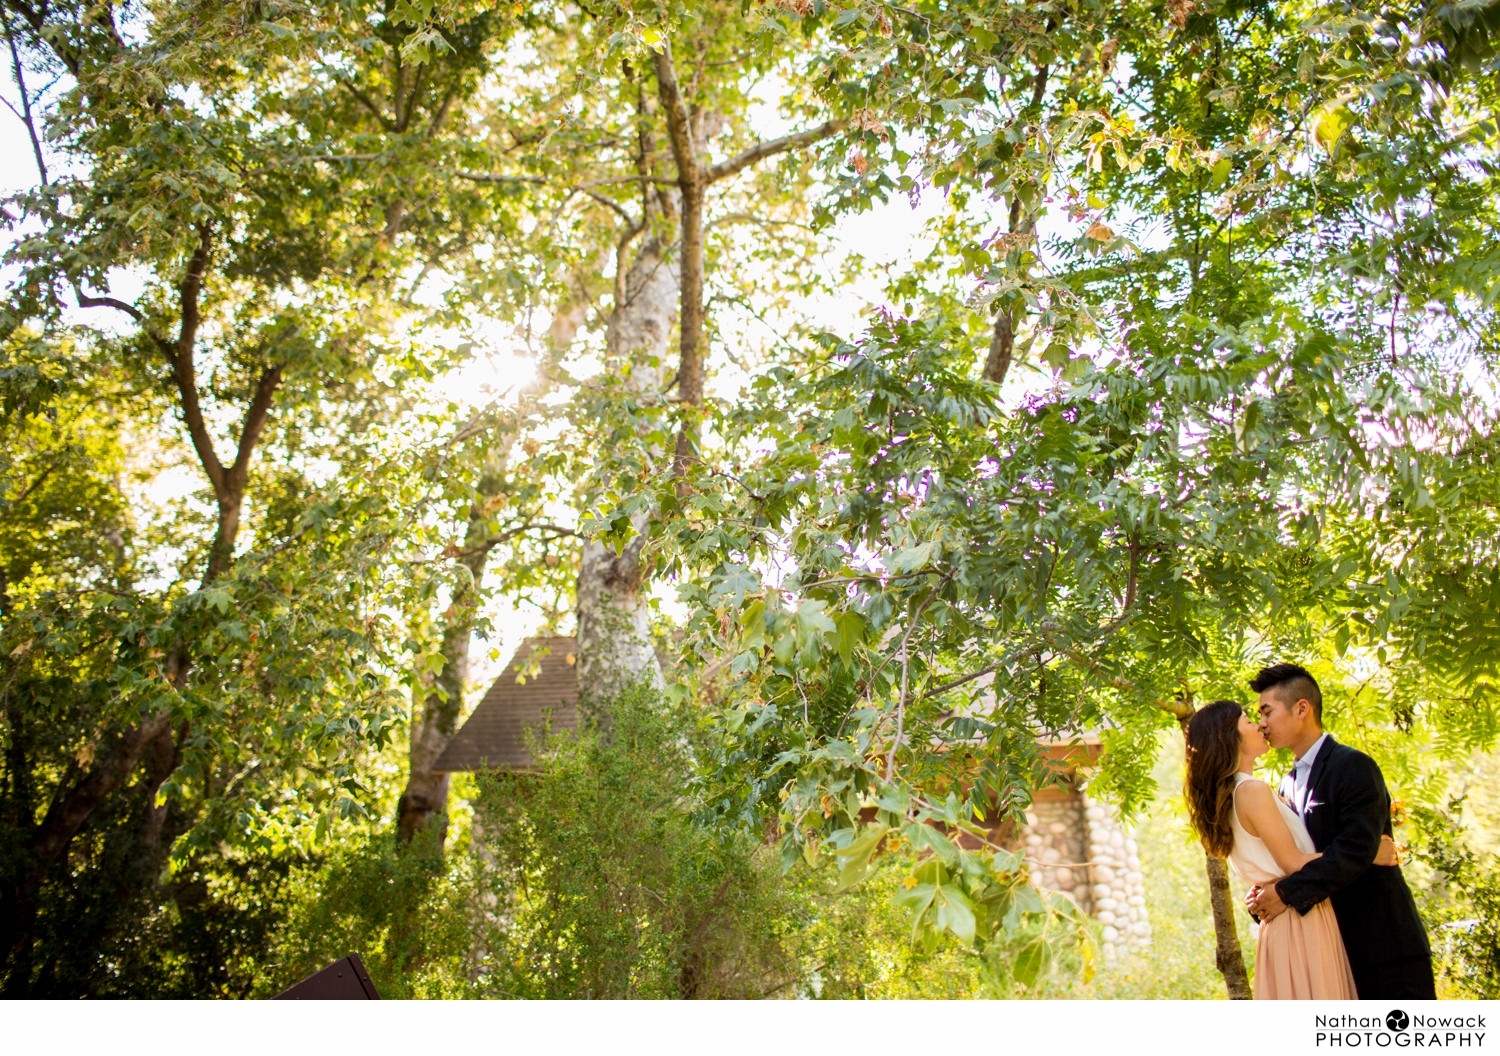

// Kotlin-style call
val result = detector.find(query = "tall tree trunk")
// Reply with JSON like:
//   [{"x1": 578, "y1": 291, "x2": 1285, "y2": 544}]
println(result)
[
  {"x1": 397, "y1": 465, "x2": 502, "y2": 846},
  {"x1": 575, "y1": 234, "x2": 677, "y2": 708},
  {"x1": 982, "y1": 60, "x2": 1049, "y2": 387},
  {"x1": 1205, "y1": 854, "x2": 1253, "y2": 998},
  {"x1": 574, "y1": 43, "x2": 843, "y2": 706}
]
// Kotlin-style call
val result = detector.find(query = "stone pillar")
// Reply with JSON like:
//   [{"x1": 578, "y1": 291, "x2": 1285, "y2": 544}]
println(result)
[
  {"x1": 1019, "y1": 790, "x2": 1095, "y2": 914},
  {"x1": 1081, "y1": 791, "x2": 1151, "y2": 960}
]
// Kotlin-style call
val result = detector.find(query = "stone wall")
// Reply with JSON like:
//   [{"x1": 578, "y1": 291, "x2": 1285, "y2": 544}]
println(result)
[
  {"x1": 1081, "y1": 791, "x2": 1151, "y2": 957},
  {"x1": 1014, "y1": 786, "x2": 1151, "y2": 961},
  {"x1": 1018, "y1": 790, "x2": 1095, "y2": 913}
]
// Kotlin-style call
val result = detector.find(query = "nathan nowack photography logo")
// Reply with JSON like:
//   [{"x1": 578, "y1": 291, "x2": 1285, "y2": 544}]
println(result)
[{"x1": 1314, "y1": 1010, "x2": 1487, "y2": 1049}]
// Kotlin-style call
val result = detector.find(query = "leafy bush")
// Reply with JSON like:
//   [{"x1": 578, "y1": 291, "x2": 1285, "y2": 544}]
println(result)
[
  {"x1": 258, "y1": 826, "x2": 487, "y2": 999},
  {"x1": 1408, "y1": 799, "x2": 1500, "y2": 1000},
  {"x1": 259, "y1": 682, "x2": 1094, "y2": 1000},
  {"x1": 470, "y1": 683, "x2": 806, "y2": 998}
]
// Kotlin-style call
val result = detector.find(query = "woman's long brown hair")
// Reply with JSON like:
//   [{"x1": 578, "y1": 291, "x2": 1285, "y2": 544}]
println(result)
[{"x1": 1183, "y1": 699, "x2": 1247, "y2": 859}]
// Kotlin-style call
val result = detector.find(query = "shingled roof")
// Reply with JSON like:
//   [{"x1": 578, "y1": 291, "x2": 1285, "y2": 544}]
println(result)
[{"x1": 433, "y1": 636, "x2": 580, "y2": 773}]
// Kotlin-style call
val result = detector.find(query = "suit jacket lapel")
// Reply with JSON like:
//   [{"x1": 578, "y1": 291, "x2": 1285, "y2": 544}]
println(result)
[{"x1": 1303, "y1": 735, "x2": 1337, "y2": 843}]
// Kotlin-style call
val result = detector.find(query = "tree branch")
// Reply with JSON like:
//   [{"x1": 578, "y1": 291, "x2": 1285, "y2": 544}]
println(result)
[
  {"x1": 705, "y1": 119, "x2": 847, "y2": 185},
  {"x1": 580, "y1": 187, "x2": 637, "y2": 226},
  {"x1": 886, "y1": 588, "x2": 937, "y2": 781},
  {"x1": 983, "y1": 59, "x2": 1050, "y2": 386},
  {"x1": 425, "y1": 85, "x2": 458, "y2": 140},
  {"x1": 650, "y1": 43, "x2": 699, "y2": 190},
  {"x1": 2, "y1": 6, "x2": 47, "y2": 185},
  {"x1": 922, "y1": 661, "x2": 1000, "y2": 701},
  {"x1": 30, "y1": 709, "x2": 174, "y2": 865},
  {"x1": 398, "y1": 58, "x2": 427, "y2": 133},
  {"x1": 335, "y1": 73, "x2": 395, "y2": 132},
  {"x1": 168, "y1": 225, "x2": 225, "y2": 496},
  {"x1": 73, "y1": 289, "x2": 146, "y2": 323},
  {"x1": 225, "y1": 363, "x2": 285, "y2": 496},
  {"x1": 452, "y1": 522, "x2": 579, "y2": 561},
  {"x1": 0, "y1": 462, "x2": 53, "y2": 521},
  {"x1": 455, "y1": 170, "x2": 547, "y2": 185}
]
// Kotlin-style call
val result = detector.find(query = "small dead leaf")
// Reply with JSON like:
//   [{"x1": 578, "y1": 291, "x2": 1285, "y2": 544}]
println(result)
[
  {"x1": 850, "y1": 150, "x2": 868, "y2": 176},
  {"x1": 991, "y1": 231, "x2": 1035, "y2": 254},
  {"x1": 1100, "y1": 38, "x2": 1119, "y2": 77},
  {"x1": 1167, "y1": 0, "x2": 1196, "y2": 29},
  {"x1": 1085, "y1": 220, "x2": 1114, "y2": 241},
  {"x1": 522, "y1": 438, "x2": 541, "y2": 457},
  {"x1": 853, "y1": 108, "x2": 890, "y2": 141}
]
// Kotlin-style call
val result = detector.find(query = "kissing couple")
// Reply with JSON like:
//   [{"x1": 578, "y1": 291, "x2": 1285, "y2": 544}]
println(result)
[{"x1": 1185, "y1": 663, "x2": 1436, "y2": 1000}]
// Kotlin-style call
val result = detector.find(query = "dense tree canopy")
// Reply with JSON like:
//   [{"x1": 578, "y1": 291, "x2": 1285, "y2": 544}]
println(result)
[{"x1": 2, "y1": 0, "x2": 1497, "y2": 997}]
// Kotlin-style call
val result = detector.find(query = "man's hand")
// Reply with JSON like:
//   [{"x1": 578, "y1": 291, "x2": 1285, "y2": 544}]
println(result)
[
  {"x1": 1244, "y1": 885, "x2": 1262, "y2": 922},
  {"x1": 1250, "y1": 881, "x2": 1290, "y2": 922}
]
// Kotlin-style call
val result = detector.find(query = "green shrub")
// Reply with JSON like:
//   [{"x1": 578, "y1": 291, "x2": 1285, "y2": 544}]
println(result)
[
  {"x1": 470, "y1": 683, "x2": 804, "y2": 998},
  {"x1": 1408, "y1": 798, "x2": 1500, "y2": 1000},
  {"x1": 260, "y1": 826, "x2": 489, "y2": 999}
]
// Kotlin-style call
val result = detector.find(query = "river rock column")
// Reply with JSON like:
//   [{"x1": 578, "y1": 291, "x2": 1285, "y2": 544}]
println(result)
[
  {"x1": 1020, "y1": 794, "x2": 1095, "y2": 914},
  {"x1": 1082, "y1": 792, "x2": 1152, "y2": 960}
]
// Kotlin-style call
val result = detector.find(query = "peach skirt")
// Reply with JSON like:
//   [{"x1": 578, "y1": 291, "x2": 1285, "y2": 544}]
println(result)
[{"x1": 1254, "y1": 899, "x2": 1358, "y2": 1000}]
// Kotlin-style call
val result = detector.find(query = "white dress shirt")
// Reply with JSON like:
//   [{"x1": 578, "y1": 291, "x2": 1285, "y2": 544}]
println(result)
[{"x1": 1289, "y1": 731, "x2": 1329, "y2": 815}]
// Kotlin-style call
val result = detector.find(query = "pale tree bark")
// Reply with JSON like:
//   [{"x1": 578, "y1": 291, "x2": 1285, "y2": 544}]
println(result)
[
  {"x1": 575, "y1": 234, "x2": 678, "y2": 708},
  {"x1": 574, "y1": 44, "x2": 843, "y2": 719},
  {"x1": 1162, "y1": 694, "x2": 1253, "y2": 999}
]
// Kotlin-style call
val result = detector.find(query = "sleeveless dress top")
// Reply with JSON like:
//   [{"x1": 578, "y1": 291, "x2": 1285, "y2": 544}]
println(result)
[
  {"x1": 1227, "y1": 773, "x2": 1358, "y2": 1000},
  {"x1": 1228, "y1": 773, "x2": 1314, "y2": 884}
]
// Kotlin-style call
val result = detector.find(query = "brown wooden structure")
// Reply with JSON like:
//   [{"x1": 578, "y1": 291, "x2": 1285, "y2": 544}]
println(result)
[
  {"x1": 433, "y1": 636, "x2": 580, "y2": 773},
  {"x1": 272, "y1": 954, "x2": 381, "y2": 1000}
]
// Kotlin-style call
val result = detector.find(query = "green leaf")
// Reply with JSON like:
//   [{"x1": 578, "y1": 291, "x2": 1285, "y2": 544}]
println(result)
[
  {"x1": 1013, "y1": 937, "x2": 1049, "y2": 987},
  {"x1": 833, "y1": 611, "x2": 865, "y2": 666},
  {"x1": 1312, "y1": 105, "x2": 1354, "y2": 152},
  {"x1": 888, "y1": 541, "x2": 936, "y2": 574},
  {"x1": 1209, "y1": 156, "x2": 1232, "y2": 189},
  {"x1": 934, "y1": 886, "x2": 977, "y2": 943},
  {"x1": 904, "y1": 822, "x2": 960, "y2": 866},
  {"x1": 740, "y1": 599, "x2": 766, "y2": 648}
]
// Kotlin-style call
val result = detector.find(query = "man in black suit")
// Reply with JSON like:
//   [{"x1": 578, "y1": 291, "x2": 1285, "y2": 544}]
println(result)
[{"x1": 1246, "y1": 663, "x2": 1436, "y2": 999}]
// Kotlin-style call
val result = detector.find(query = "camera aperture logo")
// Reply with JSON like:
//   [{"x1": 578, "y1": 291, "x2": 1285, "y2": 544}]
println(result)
[{"x1": 1315, "y1": 1010, "x2": 1486, "y2": 1048}]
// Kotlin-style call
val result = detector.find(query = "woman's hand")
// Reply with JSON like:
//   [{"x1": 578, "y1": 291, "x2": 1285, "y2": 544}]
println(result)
[{"x1": 1375, "y1": 834, "x2": 1401, "y2": 867}]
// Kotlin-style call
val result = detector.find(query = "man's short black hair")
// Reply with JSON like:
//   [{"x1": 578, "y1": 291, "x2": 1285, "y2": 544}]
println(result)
[{"x1": 1249, "y1": 663, "x2": 1322, "y2": 724}]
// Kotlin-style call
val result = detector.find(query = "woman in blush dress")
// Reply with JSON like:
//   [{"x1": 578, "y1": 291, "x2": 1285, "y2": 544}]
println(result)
[{"x1": 1184, "y1": 699, "x2": 1396, "y2": 999}]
